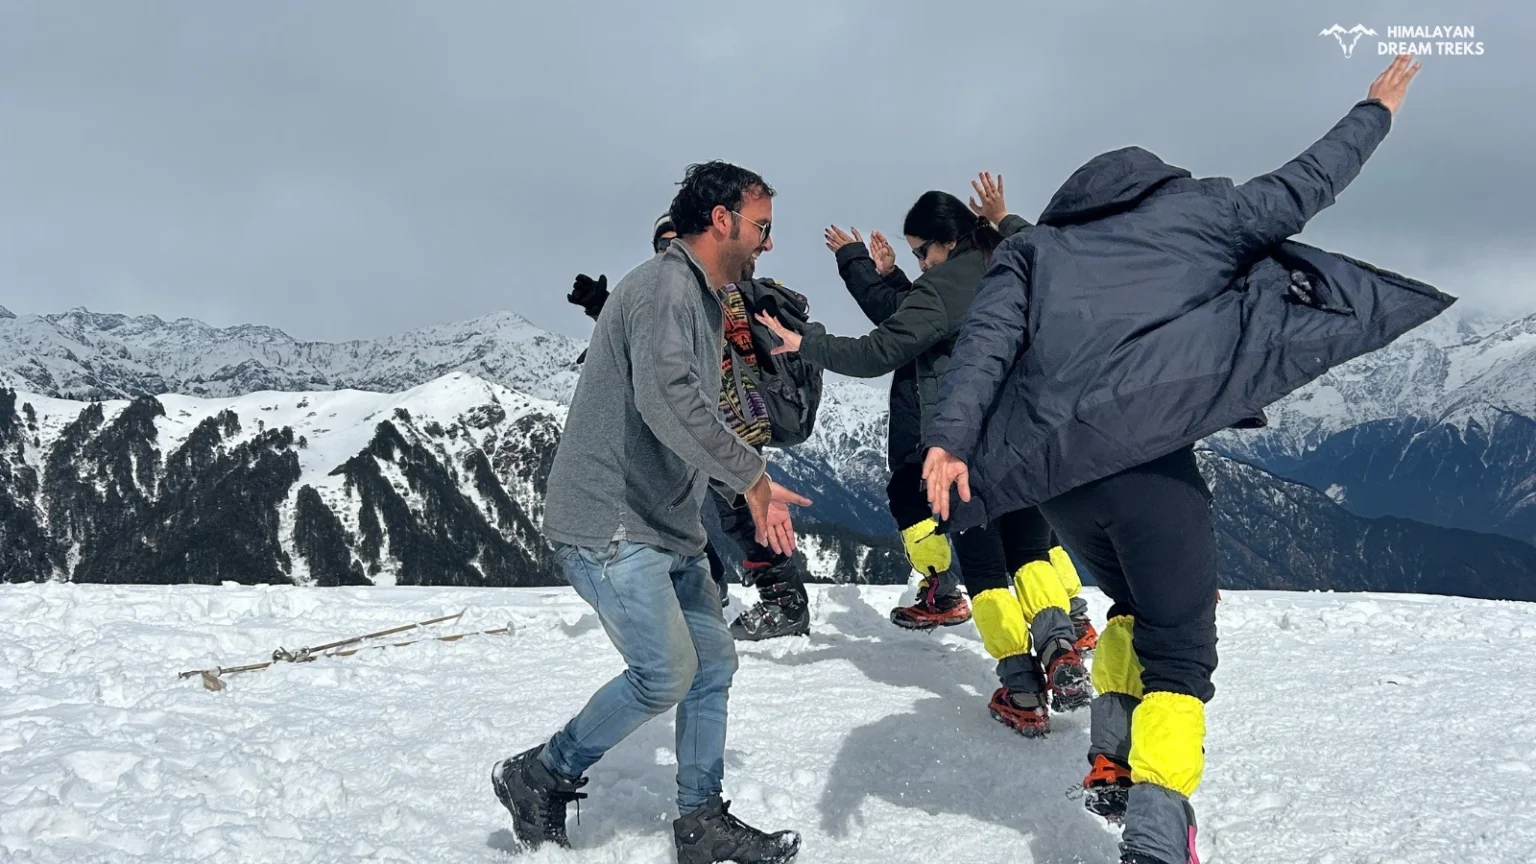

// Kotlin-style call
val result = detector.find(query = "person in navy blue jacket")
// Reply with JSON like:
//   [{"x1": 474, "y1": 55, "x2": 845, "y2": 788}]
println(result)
[{"x1": 924, "y1": 55, "x2": 1447, "y2": 864}]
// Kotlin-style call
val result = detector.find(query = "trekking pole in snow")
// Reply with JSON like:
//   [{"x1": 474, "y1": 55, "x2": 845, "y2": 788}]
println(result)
[
  {"x1": 178, "y1": 608, "x2": 472, "y2": 691},
  {"x1": 321, "y1": 620, "x2": 517, "y2": 658},
  {"x1": 269, "y1": 609, "x2": 467, "y2": 662}
]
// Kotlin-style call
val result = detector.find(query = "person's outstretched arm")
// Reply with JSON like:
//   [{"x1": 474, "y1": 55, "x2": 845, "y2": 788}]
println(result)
[
  {"x1": 756, "y1": 282, "x2": 948, "y2": 379},
  {"x1": 1230, "y1": 53, "x2": 1421, "y2": 256}
]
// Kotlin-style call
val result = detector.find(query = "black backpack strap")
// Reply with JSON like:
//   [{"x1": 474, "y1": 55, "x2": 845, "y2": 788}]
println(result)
[{"x1": 739, "y1": 288, "x2": 783, "y2": 375}]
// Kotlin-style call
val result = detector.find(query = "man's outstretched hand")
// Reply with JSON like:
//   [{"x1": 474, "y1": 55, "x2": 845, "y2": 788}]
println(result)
[
  {"x1": 922, "y1": 446, "x2": 970, "y2": 523},
  {"x1": 1369, "y1": 53, "x2": 1422, "y2": 115},
  {"x1": 767, "y1": 481, "x2": 812, "y2": 554},
  {"x1": 745, "y1": 475, "x2": 812, "y2": 555}
]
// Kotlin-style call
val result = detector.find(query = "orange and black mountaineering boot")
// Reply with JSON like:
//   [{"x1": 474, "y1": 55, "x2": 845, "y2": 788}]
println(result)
[
  {"x1": 1081, "y1": 754, "x2": 1132, "y2": 824},
  {"x1": 988, "y1": 687, "x2": 1050, "y2": 738},
  {"x1": 890, "y1": 575, "x2": 972, "y2": 630}
]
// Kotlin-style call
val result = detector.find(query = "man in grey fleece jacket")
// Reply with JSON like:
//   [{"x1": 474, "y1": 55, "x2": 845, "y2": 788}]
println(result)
[{"x1": 492, "y1": 161, "x2": 803, "y2": 864}]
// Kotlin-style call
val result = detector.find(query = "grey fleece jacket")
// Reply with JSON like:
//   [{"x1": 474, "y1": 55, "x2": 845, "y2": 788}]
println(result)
[{"x1": 541, "y1": 239, "x2": 767, "y2": 557}]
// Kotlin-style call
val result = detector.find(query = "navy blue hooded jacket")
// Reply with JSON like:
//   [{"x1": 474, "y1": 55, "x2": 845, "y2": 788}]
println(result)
[{"x1": 927, "y1": 99, "x2": 1457, "y2": 532}]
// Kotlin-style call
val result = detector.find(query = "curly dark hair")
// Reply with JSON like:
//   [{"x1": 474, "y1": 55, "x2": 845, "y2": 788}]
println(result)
[
  {"x1": 668, "y1": 161, "x2": 776, "y2": 238},
  {"x1": 903, "y1": 190, "x2": 1004, "y2": 260}
]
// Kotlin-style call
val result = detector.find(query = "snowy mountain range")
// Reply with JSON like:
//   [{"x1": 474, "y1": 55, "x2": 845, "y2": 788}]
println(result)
[
  {"x1": 2, "y1": 304, "x2": 1535, "y2": 598},
  {"x1": 0, "y1": 304, "x2": 585, "y2": 403},
  {"x1": 1210, "y1": 308, "x2": 1516, "y2": 455},
  {"x1": 0, "y1": 376, "x2": 907, "y2": 588},
  {"x1": 0, "y1": 305, "x2": 895, "y2": 532},
  {"x1": 1209, "y1": 307, "x2": 1536, "y2": 545}
]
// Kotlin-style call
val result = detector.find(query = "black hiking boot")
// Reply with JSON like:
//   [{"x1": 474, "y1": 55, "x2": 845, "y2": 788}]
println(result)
[
  {"x1": 729, "y1": 560, "x2": 810, "y2": 641},
  {"x1": 674, "y1": 796, "x2": 801, "y2": 864},
  {"x1": 490, "y1": 745, "x2": 589, "y2": 849}
]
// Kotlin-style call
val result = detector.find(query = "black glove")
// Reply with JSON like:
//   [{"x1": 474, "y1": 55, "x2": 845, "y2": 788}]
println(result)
[{"x1": 568, "y1": 273, "x2": 609, "y2": 320}]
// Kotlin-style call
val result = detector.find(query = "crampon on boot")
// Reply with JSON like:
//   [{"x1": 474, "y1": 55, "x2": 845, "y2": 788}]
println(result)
[
  {"x1": 1073, "y1": 613, "x2": 1099, "y2": 654},
  {"x1": 729, "y1": 560, "x2": 810, "y2": 642},
  {"x1": 491, "y1": 745, "x2": 589, "y2": 850},
  {"x1": 674, "y1": 796, "x2": 801, "y2": 864},
  {"x1": 889, "y1": 576, "x2": 971, "y2": 630},
  {"x1": 1081, "y1": 754, "x2": 1132, "y2": 825},
  {"x1": 1041, "y1": 637, "x2": 1094, "y2": 712},
  {"x1": 988, "y1": 687, "x2": 1050, "y2": 738}
]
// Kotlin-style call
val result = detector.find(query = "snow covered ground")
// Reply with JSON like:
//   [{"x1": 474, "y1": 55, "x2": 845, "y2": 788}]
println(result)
[{"x1": 2, "y1": 583, "x2": 1534, "y2": 864}]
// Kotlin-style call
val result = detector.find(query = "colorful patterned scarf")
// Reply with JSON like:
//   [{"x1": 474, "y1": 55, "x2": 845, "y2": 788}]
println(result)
[{"x1": 719, "y1": 283, "x2": 773, "y2": 448}]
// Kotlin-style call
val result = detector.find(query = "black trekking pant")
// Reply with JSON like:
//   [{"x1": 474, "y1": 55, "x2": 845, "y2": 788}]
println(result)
[
  {"x1": 886, "y1": 461, "x2": 932, "y2": 532},
  {"x1": 1037, "y1": 445, "x2": 1218, "y2": 701},
  {"x1": 949, "y1": 506, "x2": 1054, "y2": 595},
  {"x1": 941, "y1": 505, "x2": 1060, "y2": 691},
  {"x1": 707, "y1": 486, "x2": 807, "y2": 603}
]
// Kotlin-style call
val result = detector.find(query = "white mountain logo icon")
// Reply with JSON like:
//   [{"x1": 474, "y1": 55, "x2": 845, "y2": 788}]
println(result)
[{"x1": 1320, "y1": 24, "x2": 1377, "y2": 58}]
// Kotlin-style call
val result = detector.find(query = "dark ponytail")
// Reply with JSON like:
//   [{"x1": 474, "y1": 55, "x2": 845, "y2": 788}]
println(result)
[
  {"x1": 970, "y1": 213, "x2": 1004, "y2": 260},
  {"x1": 903, "y1": 191, "x2": 1005, "y2": 262}
]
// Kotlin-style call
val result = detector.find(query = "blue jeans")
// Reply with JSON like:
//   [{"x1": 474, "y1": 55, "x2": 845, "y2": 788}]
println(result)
[{"x1": 540, "y1": 541, "x2": 739, "y2": 813}]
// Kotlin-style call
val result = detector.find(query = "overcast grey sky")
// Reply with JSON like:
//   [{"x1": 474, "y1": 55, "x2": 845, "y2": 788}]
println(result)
[{"x1": 1, "y1": 0, "x2": 1530, "y2": 342}]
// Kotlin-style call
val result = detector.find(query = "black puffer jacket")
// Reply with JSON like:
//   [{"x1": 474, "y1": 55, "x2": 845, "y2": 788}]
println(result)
[
  {"x1": 831, "y1": 243, "x2": 922, "y2": 469},
  {"x1": 928, "y1": 99, "x2": 1456, "y2": 531}
]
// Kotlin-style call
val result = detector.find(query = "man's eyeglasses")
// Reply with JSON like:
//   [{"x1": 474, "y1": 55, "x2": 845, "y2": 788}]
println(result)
[{"x1": 731, "y1": 210, "x2": 772, "y2": 246}]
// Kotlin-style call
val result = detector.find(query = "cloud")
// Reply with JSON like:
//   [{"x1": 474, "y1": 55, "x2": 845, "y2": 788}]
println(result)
[{"x1": 0, "y1": 0, "x2": 1530, "y2": 341}]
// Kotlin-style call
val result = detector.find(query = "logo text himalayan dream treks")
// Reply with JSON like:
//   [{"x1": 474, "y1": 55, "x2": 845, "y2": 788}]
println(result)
[{"x1": 1320, "y1": 25, "x2": 1484, "y2": 59}]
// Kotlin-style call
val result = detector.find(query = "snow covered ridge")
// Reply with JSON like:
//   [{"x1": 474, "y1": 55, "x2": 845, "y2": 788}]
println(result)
[
  {"x1": 1210, "y1": 305, "x2": 1536, "y2": 458},
  {"x1": 1204, "y1": 306, "x2": 1536, "y2": 548},
  {"x1": 5, "y1": 377, "x2": 1536, "y2": 596},
  {"x1": 3, "y1": 582, "x2": 1535, "y2": 863},
  {"x1": 0, "y1": 306, "x2": 897, "y2": 536},
  {"x1": 0, "y1": 376, "x2": 905, "y2": 587},
  {"x1": 6, "y1": 305, "x2": 1536, "y2": 595},
  {"x1": 3, "y1": 304, "x2": 1529, "y2": 451},
  {"x1": 2, "y1": 302, "x2": 1529, "y2": 492},
  {"x1": 0, "y1": 374, "x2": 569, "y2": 586},
  {"x1": 0, "y1": 307, "x2": 585, "y2": 404}
]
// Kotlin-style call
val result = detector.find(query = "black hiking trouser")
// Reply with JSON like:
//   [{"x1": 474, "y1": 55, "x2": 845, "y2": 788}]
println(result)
[
  {"x1": 1037, "y1": 445, "x2": 1218, "y2": 701},
  {"x1": 886, "y1": 461, "x2": 933, "y2": 530},
  {"x1": 945, "y1": 505, "x2": 1064, "y2": 693},
  {"x1": 949, "y1": 505, "x2": 1054, "y2": 595},
  {"x1": 707, "y1": 486, "x2": 808, "y2": 605}
]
